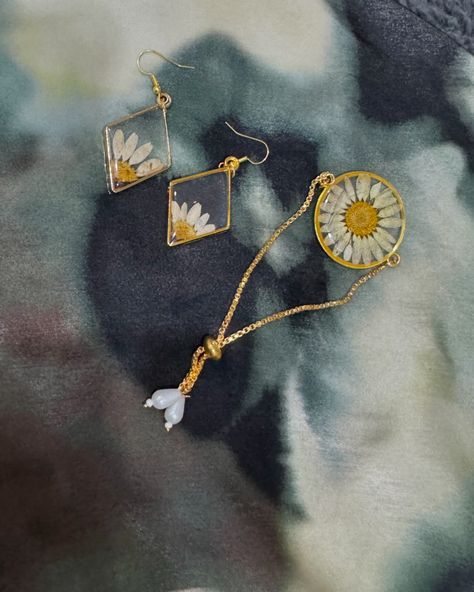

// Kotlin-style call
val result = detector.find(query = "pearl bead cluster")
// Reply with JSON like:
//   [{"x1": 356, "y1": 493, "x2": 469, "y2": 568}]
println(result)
[{"x1": 144, "y1": 388, "x2": 186, "y2": 431}]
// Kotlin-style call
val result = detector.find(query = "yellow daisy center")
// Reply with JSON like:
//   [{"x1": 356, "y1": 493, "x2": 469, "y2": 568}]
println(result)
[
  {"x1": 173, "y1": 220, "x2": 197, "y2": 242},
  {"x1": 345, "y1": 201, "x2": 378, "y2": 237},
  {"x1": 114, "y1": 160, "x2": 138, "y2": 183}
]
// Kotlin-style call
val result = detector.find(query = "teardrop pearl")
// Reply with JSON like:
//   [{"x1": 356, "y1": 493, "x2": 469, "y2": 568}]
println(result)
[
  {"x1": 164, "y1": 396, "x2": 186, "y2": 425},
  {"x1": 151, "y1": 388, "x2": 181, "y2": 410}
]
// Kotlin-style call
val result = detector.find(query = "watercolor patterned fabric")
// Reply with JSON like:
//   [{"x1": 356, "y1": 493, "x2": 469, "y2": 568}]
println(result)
[{"x1": 1, "y1": 1, "x2": 474, "y2": 591}]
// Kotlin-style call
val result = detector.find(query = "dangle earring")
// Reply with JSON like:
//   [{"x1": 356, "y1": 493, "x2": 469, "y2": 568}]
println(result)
[
  {"x1": 102, "y1": 49, "x2": 194, "y2": 193},
  {"x1": 167, "y1": 122, "x2": 269, "y2": 246}
]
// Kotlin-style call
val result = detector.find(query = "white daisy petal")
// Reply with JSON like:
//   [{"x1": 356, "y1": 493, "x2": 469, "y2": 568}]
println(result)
[
  {"x1": 186, "y1": 203, "x2": 202, "y2": 226},
  {"x1": 372, "y1": 229, "x2": 393, "y2": 252},
  {"x1": 321, "y1": 223, "x2": 333, "y2": 234},
  {"x1": 171, "y1": 201, "x2": 181, "y2": 222},
  {"x1": 319, "y1": 212, "x2": 344, "y2": 225},
  {"x1": 129, "y1": 142, "x2": 153, "y2": 165},
  {"x1": 333, "y1": 231, "x2": 351, "y2": 256},
  {"x1": 351, "y1": 236, "x2": 362, "y2": 264},
  {"x1": 321, "y1": 194, "x2": 338, "y2": 214},
  {"x1": 331, "y1": 184, "x2": 346, "y2": 197},
  {"x1": 368, "y1": 235, "x2": 383, "y2": 261},
  {"x1": 343, "y1": 242, "x2": 353, "y2": 261},
  {"x1": 360, "y1": 237, "x2": 372, "y2": 264},
  {"x1": 333, "y1": 203, "x2": 349, "y2": 218},
  {"x1": 328, "y1": 185, "x2": 350, "y2": 210},
  {"x1": 136, "y1": 158, "x2": 164, "y2": 177},
  {"x1": 180, "y1": 202, "x2": 188, "y2": 220},
  {"x1": 321, "y1": 219, "x2": 345, "y2": 233},
  {"x1": 318, "y1": 212, "x2": 332, "y2": 224},
  {"x1": 378, "y1": 204, "x2": 401, "y2": 218},
  {"x1": 121, "y1": 132, "x2": 139, "y2": 162},
  {"x1": 344, "y1": 177, "x2": 356, "y2": 202},
  {"x1": 376, "y1": 227, "x2": 396, "y2": 244},
  {"x1": 379, "y1": 217, "x2": 402, "y2": 228},
  {"x1": 373, "y1": 187, "x2": 396, "y2": 209},
  {"x1": 197, "y1": 224, "x2": 216, "y2": 235},
  {"x1": 334, "y1": 226, "x2": 348, "y2": 240},
  {"x1": 324, "y1": 235, "x2": 335, "y2": 247},
  {"x1": 323, "y1": 224, "x2": 346, "y2": 242},
  {"x1": 112, "y1": 129, "x2": 124, "y2": 160},
  {"x1": 356, "y1": 174, "x2": 371, "y2": 201},
  {"x1": 195, "y1": 213, "x2": 210, "y2": 232},
  {"x1": 369, "y1": 182, "x2": 382, "y2": 200}
]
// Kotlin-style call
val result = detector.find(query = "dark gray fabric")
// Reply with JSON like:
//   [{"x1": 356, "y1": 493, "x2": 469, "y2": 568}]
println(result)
[{"x1": 397, "y1": 0, "x2": 474, "y2": 53}]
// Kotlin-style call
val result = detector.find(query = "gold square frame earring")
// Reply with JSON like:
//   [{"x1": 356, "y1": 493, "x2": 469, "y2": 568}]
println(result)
[
  {"x1": 167, "y1": 122, "x2": 269, "y2": 246},
  {"x1": 102, "y1": 49, "x2": 195, "y2": 194}
]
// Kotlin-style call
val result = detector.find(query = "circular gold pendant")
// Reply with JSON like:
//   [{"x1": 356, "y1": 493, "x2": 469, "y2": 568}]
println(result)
[{"x1": 314, "y1": 171, "x2": 405, "y2": 269}]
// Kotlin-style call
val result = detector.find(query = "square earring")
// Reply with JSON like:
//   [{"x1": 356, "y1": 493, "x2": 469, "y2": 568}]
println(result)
[
  {"x1": 102, "y1": 49, "x2": 194, "y2": 194},
  {"x1": 167, "y1": 123, "x2": 269, "y2": 246}
]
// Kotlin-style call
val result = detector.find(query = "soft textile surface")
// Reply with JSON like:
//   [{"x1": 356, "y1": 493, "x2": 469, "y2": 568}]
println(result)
[
  {"x1": 398, "y1": 0, "x2": 474, "y2": 52},
  {"x1": 1, "y1": 1, "x2": 474, "y2": 591}
]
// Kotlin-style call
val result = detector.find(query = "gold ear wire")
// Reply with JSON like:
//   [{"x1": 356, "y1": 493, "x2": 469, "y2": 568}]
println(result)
[
  {"x1": 224, "y1": 121, "x2": 270, "y2": 166},
  {"x1": 136, "y1": 49, "x2": 195, "y2": 76},
  {"x1": 136, "y1": 49, "x2": 195, "y2": 105}
]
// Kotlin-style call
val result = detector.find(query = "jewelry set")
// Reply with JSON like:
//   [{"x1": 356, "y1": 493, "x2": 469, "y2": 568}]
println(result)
[{"x1": 103, "y1": 50, "x2": 406, "y2": 431}]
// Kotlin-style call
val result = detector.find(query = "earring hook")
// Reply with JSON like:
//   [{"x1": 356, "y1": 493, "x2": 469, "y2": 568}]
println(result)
[
  {"x1": 136, "y1": 49, "x2": 195, "y2": 76},
  {"x1": 136, "y1": 49, "x2": 195, "y2": 107},
  {"x1": 224, "y1": 121, "x2": 270, "y2": 166}
]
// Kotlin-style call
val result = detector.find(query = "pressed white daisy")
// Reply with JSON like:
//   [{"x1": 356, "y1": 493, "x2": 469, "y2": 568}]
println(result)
[
  {"x1": 171, "y1": 201, "x2": 216, "y2": 243},
  {"x1": 316, "y1": 172, "x2": 404, "y2": 267},
  {"x1": 111, "y1": 128, "x2": 165, "y2": 184}
]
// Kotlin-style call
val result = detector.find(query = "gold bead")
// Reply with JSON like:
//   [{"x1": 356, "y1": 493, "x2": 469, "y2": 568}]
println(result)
[{"x1": 203, "y1": 336, "x2": 222, "y2": 361}]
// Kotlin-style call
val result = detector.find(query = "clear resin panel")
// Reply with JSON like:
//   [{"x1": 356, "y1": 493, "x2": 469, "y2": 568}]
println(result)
[
  {"x1": 103, "y1": 104, "x2": 170, "y2": 193},
  {"x1": 167, "y1": 168, "x2": 232, "y2": 246},
  {"x1": 314, "y1": 171, "x2": 405, "y2": 269}
]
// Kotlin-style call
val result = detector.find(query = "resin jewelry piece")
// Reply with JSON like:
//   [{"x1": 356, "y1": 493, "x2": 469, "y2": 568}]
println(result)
[
  {"x1": 102, "y1": 49, "x2": 194, "y2": 193},
  {"x1": 314, "y1": 171, "x2": 405, "y2": 268},
  {"x1": 167, "y1": 122, "x2": 269, "y2": 246},
  {"x1": 146, "y1": 171, "x2": 405, "y2": 430}
]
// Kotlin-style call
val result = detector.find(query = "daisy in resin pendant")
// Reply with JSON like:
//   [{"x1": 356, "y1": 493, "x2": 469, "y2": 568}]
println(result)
[
  {"x1": 103, "y1": 103, "x2": 171, "y2": 193},
  {"x1": 110, "y1": 129, "x2": 165, "y2": 185},
  {"x1": 170, "y1": 201, "x2": 216, "y2": 243},
  {"x1": 314, "y1": 171, "x2": 405, "y2": 268},
  {"x1": 167, "y1": 167, "x2": 232, "y2": 246}
]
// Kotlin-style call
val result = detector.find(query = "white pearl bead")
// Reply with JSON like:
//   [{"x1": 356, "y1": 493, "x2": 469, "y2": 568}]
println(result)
[
  {"x1": 164, "y1": 396, "x2": 185, "y2": 425},
  {"x1": 151, "y1": 388, "x2": 181, "y2": 410}
]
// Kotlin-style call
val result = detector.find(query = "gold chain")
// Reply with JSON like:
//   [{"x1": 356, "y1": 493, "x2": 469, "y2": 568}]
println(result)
[{"x1": 179, "y1": 172, "x2": 399, "y2": 395}]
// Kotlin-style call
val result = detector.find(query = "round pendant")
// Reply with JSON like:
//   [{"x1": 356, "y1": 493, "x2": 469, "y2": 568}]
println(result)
[{"x1": 314, "y1": 171, "x2": 405, "y2": 269}]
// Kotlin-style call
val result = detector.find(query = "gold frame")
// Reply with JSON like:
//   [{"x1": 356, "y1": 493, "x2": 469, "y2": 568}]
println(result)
[
  {"x1": 167, "y1": 166, "x2": 232, "y2": 247},
  {"x1": 103, "y1": 103, "x2": 171, "y2": 194},
  {"x1": 314, "y1": 170, "x2": 406, "y2": 269}
]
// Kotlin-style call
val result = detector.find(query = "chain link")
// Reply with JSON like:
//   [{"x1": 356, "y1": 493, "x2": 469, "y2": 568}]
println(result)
[
  {"x1": 179, "y1": 346, "x2": 207, "y2": 395},
  {"x1": 216, "y1": 172, "x2": 334, "y2": 344},
  {"x1": 221, "y1": 261, "x2": 388, "y2": 346}
]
